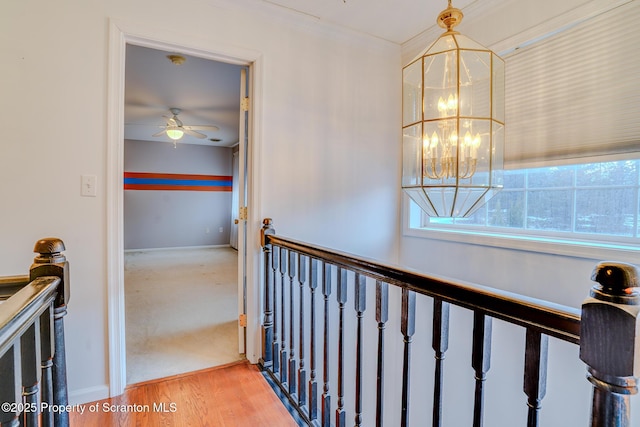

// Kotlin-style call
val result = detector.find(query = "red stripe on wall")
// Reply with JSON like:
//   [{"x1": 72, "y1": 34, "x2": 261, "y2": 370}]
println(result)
[
  {"x1": 124, "y1": 172, "x2": 232, "y2": 181},
  {"x1": 124, "y1": 184, "x2": 231, "y2": 192}
]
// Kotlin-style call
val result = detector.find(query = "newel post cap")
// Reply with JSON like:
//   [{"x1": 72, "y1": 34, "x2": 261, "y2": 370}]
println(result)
[
  {"x1": 261, "y1": 218, "x2": 275, "y2": 247},
  {"x1": 30, "y1": 237, "x2": 70, "y2": 307},
  {"x1": 580, "y1": 261, "x2": 640, "y2": 392}
]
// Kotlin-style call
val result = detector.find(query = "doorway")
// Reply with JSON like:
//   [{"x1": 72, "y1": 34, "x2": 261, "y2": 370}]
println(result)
[
  {"x1": 122, "y1": 44, "x2": 246, "y2": 384},
  {"x1": 108, "y1": 23, "x2": 260, "y2": 395}
]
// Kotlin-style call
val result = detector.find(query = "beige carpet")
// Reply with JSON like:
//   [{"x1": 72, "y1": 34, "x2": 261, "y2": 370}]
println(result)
[{"x1": 124, "y1": 247, "x2": 244, "y2": 385}]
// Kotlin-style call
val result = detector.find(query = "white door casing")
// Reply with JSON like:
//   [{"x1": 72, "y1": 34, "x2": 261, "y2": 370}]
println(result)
[{"x1": 107, "y1": 18, "x2": 263, "y2": 397}]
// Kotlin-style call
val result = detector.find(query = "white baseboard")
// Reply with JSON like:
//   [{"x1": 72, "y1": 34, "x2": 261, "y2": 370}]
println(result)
[
  {"x1": 68, "y1": 384, "x2": 110, "y2": 405},
  {"x1": 124, "y1": 244, "x2": 231, "y2": 253}
]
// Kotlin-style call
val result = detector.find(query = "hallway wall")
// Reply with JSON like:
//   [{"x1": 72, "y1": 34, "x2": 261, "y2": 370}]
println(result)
[
  {"x1": 1, "y1": 0, "x2": 400, "y2": 404},
  {"x1": 124, "y1": 139, "x2": 233, "y2": 249}
]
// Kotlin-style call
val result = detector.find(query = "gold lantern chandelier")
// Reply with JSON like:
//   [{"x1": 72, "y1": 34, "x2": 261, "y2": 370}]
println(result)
[{"x1": 402, "y1": 0, "x2": 505, "y2": 217}]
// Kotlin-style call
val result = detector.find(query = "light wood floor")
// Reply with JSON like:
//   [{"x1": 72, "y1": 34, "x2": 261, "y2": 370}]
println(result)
[{"x1": 70, "y1": 360, "x2": 297, "y2": 427}]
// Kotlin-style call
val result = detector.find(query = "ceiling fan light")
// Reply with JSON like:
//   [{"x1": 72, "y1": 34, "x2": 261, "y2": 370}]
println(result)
[{"x1": 166, "y1": 127, "x2": 184, "y2": 140}]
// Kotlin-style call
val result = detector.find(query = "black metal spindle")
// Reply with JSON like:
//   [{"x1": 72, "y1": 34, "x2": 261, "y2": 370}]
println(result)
[
  {"x1": 280, "y1": 247, "x2": 288, "y2": 385},
  {"x1": 298, "y1": 253, "x2": 307, "y2": 407},
  {"x1": 335, "y1": 267, "x2": 347, "y2": 427},
  {"x1": 308, "y1": 258, "x2": 319, "y2": 421},
  {"x1": 432, "y1": 299, "x2": 450, "y2": 427},
  {"x1": 472, "y1": 312, "x2": 492, "y2": 427},
  {"x1": 0, "y1": 345, "x2": 21, "y2": 427},
  {"x1": 272, "y1": 246, "x2": 280, "y2": 374},
  {"x1": 21, "y1": 322, "x2": 40, "y2": 427},
  {"x1": 401, "y1": 289, "x2": 416, "y2": 427},
  {"x1": 354, "y1": 273, "x2": 366, "y2": 427},
  {"x1": 288, "y1": 250, "x2": 297, "y2": 396},
  {"x1": 523, "y1": 328, "x2": 548, "y2": 427},
  {"x1": 322, "y1": 262, "x2": 332, "y2": 427},
  {"x1": 261, "y1": 219, "x2": 275, "y2": 368},
  {"x1": 375, "y1": 281, "x2": 389, "y2": 427},
  {"x1": 40, "y1": 306, "x2": 54, "y2": 427}
]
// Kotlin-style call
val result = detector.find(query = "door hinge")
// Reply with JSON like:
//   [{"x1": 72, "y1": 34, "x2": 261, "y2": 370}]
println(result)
[
  {"x1": 239, "y1": 314, "x2": 247, "y2": 327},
  {"x1": 239, "y1": 206, "x2": 248, "y2": 220},
  {"x1": 241, "y1": 97, "x2": 250, "y2": 112}
]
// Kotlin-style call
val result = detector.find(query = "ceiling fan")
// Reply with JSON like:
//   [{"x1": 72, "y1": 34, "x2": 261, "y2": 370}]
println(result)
[{"x1": 153, "y1": 108, "x2": 219, "y2": 141}]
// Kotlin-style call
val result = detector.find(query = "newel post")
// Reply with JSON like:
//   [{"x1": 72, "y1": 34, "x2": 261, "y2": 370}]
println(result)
[
  {"x1": 30, "y1": 238, "x2": 70, "y2": 427},
  {"x1": 580, "y1": 261, "x2": 639, "y2": 427},
  {"x1": 260, "y1": 218, "x2": 275, "y2": 368}
]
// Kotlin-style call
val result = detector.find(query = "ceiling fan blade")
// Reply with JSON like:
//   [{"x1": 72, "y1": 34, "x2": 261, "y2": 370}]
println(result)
[
  {"x1": 183, "y1": 129, "x2": 207, "y2": 139},
  {"x1": 152, "y1": 129, "x2": 166, "y2": 137},
  {"x1": 186, "y1": 125, "x2": 220, "y2": 131}
]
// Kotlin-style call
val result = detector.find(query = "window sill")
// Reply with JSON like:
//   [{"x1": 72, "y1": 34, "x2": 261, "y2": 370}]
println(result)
[{"x1": 403, "y1": 225, "x2": 640, "y2": 265}]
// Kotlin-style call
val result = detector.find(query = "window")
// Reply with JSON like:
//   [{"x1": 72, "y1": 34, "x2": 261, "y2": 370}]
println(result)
[
  {"x1": 409, "y1": 160, "x2": 640, "y2": 255},
  {"x1": 404, "y1": 2, "x2": 640, "y2": 262}
]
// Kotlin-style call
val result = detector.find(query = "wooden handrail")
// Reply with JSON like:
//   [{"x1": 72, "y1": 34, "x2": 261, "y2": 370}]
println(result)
[
  {"x1": 265, "y1": 233, "x2": 581, "y2": 344},
  {"x1": 0, "y1": 277, "x2": 60, "y2": 356},
  {"x1": 259, "y1": 218, "x2": 638, "y2": 427},
  {"x1": 0, "y1": 237, "x2": 70, "y2": 427},
  {"x1": 0, "y1": 275, "x2": 31, "y2": 300}
]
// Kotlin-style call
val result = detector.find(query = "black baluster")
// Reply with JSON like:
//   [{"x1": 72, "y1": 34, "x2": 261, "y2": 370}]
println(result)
[
  {"x1": 401, "y1": 289, "x2": 416, "y2": 427},
  {"x1": 260, "y1": 219, "x2": 275, "y2": 369},
  {"x1": 40, "y1": 306, "x2": 54, "y2": 427},
  {"x1": 288, "y1": 250, "x2": 297, "y2": 396},
  {"x1": 298, "y1": 253, "x2": 307, "y2": 407},
  {"x1": 272, "y1": 246, "x2": 280, "y2": 375},
  {"x1": 308, "y1": 258, "x2": 319, "y2": 421},
  {"x1": 21, "y1": 322, "x2": 40, "y2": 427},
  {"x1": 376, "y1": 281, "x2": 389, "y2": 427},
  {"x1": 354, "y1": 273, "x2": 366, "y2": 427},
  {"x1": 335, "y1": 267, "x2": 347, "y2": 427},
  {"x1": 322, "y1": 262, "x2": 332, "y2": 427},
  {"x1": 432, "y1": 299, "x2": 450, "y2": 427},
  {"x1": 0, "y1": 345, "x2": 21, "y2": 427},
  {"x1": 523, "y1": 329, "x2": 548, "y2": 427},
  {"x1": 280, "y1": 248, "x2": 288, "y2": 385},
  {"x1": 472, "y1": 312, "x2": 492, "y2": 427}
]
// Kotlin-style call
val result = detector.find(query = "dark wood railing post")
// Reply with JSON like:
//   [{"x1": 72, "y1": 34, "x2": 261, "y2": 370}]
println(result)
[
  {"x1": 29, "y1": 238, "x2": 69, "y2": 427},
  {"x1": 400, "y1": 289, "x2": 416, "y2": 427},
  {"x1": 472, "y1": 312, "x2": 492, "y2": 427},
  {"x1": 335, "y1": 267, "x2": 348, "y2": 427},
  {"x1": 308, "y1": 258, "x2": 319, "y2": 421},
  {"x1": 260, "y1": 218, "x2": 275, "y2": 368},
  {"x1": 322, "y1": 262, "x2": 332, "y2": 427},
  {"x1": 354, "y1": 273, "x2": 366, "y2": 427},
  {"x1": 375, "y1": 281, "x2": 389, "y2": 427},
  {"x1": 0, "y1": 345, "x2": 21, "y2": 427},
  {"x1": 580, "y1": 261, "x2": 640, "y2": 427},
  {"x1": 432, "y1": 299, "x2": 450, "y2": 427}
]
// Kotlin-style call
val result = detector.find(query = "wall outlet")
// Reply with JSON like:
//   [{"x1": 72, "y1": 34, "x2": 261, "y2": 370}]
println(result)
[
  {"x1": 219, "y1": 227, "x2": 224, "y2": 233},
  {"x1": 205, "y1": 227, "x2": 210, "y2": 233}
]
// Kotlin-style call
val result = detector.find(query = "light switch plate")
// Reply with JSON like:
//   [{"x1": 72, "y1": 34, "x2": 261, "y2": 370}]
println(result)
[{"x1": 81, "y1": 175, "x2": 97, "y2": 197}]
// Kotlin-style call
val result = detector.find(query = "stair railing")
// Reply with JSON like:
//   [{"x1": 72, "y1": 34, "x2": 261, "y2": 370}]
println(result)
[
  {"x1": 0, "y1": 238, "x2": 70, "y2": 427},
  {"x1": 259, "y1": 218, "x2": 639, "y2": 427}
]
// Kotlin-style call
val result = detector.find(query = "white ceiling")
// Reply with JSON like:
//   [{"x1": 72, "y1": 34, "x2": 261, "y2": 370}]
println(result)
[
  {"x1": 258, "y1": 0, "x2": 475, "y2": 44},
  {"x1": 124, "y1": 45, "x2": 244, "y2": 147},
  {"x1": 124, "y1": 0, "x2": 475, "y2": 147}
]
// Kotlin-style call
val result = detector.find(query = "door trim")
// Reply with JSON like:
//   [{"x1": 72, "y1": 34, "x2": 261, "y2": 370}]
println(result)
[{"x1": 107, "y1": 18, "x2": 263, "y2": 396}]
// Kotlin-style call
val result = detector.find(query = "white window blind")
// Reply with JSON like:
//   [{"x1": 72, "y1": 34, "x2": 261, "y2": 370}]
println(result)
[{"x1": 503, "y1": 1, "x2": 640, "y2": 169}]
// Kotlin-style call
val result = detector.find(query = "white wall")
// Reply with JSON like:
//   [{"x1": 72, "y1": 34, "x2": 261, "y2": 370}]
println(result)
[
  {"x1": 124, "y1": 139, "x2": 233, "y2": 250},
  {"x1": 1, "y1": 0, "x2": 400, "y2": 404}
]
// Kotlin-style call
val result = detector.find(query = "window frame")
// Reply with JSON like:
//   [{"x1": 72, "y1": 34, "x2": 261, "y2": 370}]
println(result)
[{"x1": 403, "y1": 161, "x2": 640, "y2": 265}]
